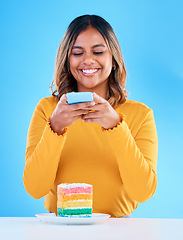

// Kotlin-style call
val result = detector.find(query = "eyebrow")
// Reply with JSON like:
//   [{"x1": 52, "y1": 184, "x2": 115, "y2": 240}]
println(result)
[
  {"x1": 92, "y1": 44, "x2": 106, "y2": 48},
  {"x1": 72, "y1": 44, "x2": 106, "y2": 50}
]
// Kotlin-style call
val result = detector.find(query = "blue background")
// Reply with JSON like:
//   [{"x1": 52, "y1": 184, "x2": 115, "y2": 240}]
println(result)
[{"x1": 0, "y1": 0, "x2": 183, "y2": 218}]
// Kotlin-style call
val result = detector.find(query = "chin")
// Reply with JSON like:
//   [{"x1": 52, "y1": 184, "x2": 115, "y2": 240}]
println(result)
[{"x1": 78, "y1": 82, "x2": 98, "y2": 89}]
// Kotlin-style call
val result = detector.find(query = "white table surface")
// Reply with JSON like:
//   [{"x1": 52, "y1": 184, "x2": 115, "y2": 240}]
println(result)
[{"x1": 1, "y1": 217, "x2": 183, "y2": 240}]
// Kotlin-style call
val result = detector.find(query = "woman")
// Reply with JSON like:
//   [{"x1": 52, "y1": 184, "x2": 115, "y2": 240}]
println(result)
[{"x1": 23, "y1": 15, "x2": 158, "y2": 218}]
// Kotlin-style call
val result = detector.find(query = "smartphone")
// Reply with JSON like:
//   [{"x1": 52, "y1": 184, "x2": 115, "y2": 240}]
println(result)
[{"x1": 66, "y1": 92, "x2": 94, "y2": 104}]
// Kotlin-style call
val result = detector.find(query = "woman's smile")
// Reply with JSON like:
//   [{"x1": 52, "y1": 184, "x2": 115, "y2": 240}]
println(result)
[{"x1": 79, "y1": 68, "x2": 101, "y2": 76}]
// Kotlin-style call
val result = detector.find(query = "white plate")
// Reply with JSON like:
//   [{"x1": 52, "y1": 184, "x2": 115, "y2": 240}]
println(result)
[{"x1": 35, "y1": 213, "x2": 110, "y2": 225}]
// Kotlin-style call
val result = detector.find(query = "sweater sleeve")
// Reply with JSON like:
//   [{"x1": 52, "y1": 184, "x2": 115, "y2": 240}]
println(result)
[
  {"x1": 23, "y1": 99, "x2": 67, "y2": 199},
  {"x1": 103, "y1": 109, "x2": 158, "y2": 203}
]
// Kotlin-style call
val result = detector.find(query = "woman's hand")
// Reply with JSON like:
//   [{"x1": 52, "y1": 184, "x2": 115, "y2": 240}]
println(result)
[
  {"x1": 50, "y1": 94, "x2": 95, "y2": 135},
  {"x1": 82, "y1": 93, "x2": 122, "y2": 129}
]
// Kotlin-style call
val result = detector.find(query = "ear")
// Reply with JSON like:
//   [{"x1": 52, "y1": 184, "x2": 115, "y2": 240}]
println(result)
[
  {"x1": 112, "y1": 58, "x2": 116, "y2": 68},
  {"x1": 112, "y1": 58, "x2": 114, "y2": 67}
]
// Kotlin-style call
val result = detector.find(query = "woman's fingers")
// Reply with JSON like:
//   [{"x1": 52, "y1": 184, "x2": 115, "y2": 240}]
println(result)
[
  {"x1": 82, "y1": 111, "x2": 100, "y2": 119},
  {"x1": 93, "y1": 92, "x2": 106, "y2": 104},
  {"x1": 74, "y1": 109, "x2": 94, "y2": 117},
  {"x1": 59, "y1": 94, "x2": 67, "y2": 104},
  {"x1": 69, "y1": 101, "x2": 95, "y2": 111}
]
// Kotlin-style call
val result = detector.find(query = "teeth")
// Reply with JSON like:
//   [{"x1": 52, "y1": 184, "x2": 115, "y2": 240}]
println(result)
[{"x1": 82, "y1": 69, "x2": 98, "y2": 74}]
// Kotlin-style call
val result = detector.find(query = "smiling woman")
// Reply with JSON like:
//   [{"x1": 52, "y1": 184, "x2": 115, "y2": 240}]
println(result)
[{"x1": 23, "y1": 15, "x2": 158, "y2": 218}]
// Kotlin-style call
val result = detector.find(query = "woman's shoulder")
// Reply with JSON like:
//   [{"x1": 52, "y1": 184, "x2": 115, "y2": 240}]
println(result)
[
  {"x1": 116, "y1": 98, "x2": 153, "y2": 120},
  {"x1": 116, "y1": 99, "x2": 155, "y2": 133},
  {"x1": 35, "y1": 96, "x2": 58, "y2": 116},
  {"x1": 121, "y1": 99, "x2": 150, "y2": 111},
  {"x1": 37, "y1": 96, "x2": 58, "y2": 108}
]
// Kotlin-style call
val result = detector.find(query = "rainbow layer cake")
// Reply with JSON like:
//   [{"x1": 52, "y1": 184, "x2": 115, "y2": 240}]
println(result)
[{"x1": 57, "y1": 183, "x2": 93, "y2": 217}]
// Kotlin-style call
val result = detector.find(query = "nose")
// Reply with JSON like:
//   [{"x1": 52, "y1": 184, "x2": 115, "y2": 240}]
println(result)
[{"x1": 83, "y1": 52, "x2": 95, "y2": 65}]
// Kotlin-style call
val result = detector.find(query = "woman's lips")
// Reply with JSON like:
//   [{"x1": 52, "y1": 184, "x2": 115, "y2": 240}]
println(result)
[{"x1": 79, "y1": 68, "x2": 100, "y2": 76}]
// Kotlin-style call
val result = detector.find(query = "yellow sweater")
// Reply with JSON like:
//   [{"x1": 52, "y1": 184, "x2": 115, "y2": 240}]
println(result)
[{"x1": 23, "y1": 96, "x2": 158, "y2": 217}]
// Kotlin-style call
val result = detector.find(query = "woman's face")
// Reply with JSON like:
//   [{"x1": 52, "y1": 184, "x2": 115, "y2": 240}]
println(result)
[{"x1": 69, "y1": 26, "x2": 113, "y2": 97}]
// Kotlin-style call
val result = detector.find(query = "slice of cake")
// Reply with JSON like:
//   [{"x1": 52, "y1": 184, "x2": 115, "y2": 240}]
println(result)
[{"x1": 57, "y1": 183, "x2": 93, "y2": 217}]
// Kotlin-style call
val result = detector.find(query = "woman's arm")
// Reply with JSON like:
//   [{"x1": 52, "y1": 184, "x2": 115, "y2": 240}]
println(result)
[
  {"x1": 104, "y1": 109, "x2": 158, "y2": 202},
  {"x1": 23, "y1": 98, "x2": 67, "y2": 199}
]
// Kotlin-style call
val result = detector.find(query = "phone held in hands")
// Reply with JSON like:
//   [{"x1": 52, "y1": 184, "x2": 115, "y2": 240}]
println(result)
[{"x1": 66, "y1": 92, "x2": 93, "y2": 104}]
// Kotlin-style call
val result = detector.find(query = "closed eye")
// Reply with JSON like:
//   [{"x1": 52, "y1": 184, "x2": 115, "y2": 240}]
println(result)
[
  {"x1": 72, "y1": 52, "x2": 83, "y2": 56},
  {"x1": 93, "y1": 51, "x2": 103, "y2": 55}
]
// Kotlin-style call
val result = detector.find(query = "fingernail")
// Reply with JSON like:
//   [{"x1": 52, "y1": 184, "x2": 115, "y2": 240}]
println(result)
[{"x1": 90, "y1": 101, "x2": 95, "y2": 105}]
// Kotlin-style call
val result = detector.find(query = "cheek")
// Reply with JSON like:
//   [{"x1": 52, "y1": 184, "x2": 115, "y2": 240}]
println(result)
[
  {"x1": 102, "y1": 53, "x2": 113, "y2": 67},
  {"x1": 69, "y1": 57, "x2": 78, "y2": 71},
  {"x1": 102, "y1": 57, "x2": 113, "y2": 73},
  {"x1": 69, "y1": 57, "x2": 81, "y2": 80}
]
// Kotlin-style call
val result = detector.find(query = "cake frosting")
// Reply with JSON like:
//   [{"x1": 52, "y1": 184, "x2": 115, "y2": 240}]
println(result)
[{"x1": 57, "y1": 183, "x2": 93, "y2": 217}]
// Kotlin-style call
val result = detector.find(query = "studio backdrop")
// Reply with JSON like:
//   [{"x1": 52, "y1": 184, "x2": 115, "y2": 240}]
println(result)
[{"x1": 0, "y1": 0, "x2": 183, "y2": 218}]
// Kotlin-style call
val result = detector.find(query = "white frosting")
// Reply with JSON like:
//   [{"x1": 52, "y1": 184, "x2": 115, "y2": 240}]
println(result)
[
  {"x1": 58, "y1": 183, "x2": 92, "y2": 188},
  {"x1": 62, "y1": 200, "x2": 92, "y2": 203}
]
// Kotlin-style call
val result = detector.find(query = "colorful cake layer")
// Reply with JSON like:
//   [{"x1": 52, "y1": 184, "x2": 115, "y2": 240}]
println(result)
[
  {"x1": 57, "y1": 183, "x2": 93, "y2": 217},
  {"x1": 57, "y1": 200, "x2": 92, "y2": 208},
  {"x1": 58, "y1": 193, "x2": 92, "y2": 202},
  {"x1": 57, "y1": 208, "x2": 92, "y2": 216}
]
